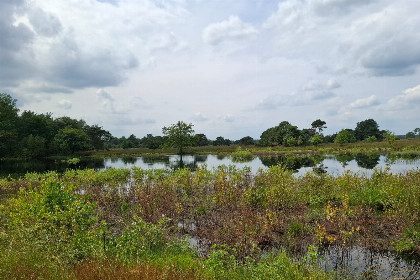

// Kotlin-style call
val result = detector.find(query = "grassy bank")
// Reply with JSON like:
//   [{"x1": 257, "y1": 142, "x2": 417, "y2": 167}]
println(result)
[{"x1": 1, "y1": 165, "x2": 419, "y2": 279}]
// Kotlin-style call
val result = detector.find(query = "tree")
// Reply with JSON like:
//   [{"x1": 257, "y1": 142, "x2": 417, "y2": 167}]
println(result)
[
  {"x1": 237, "y1": 136, "x2": 254, "y2": 146},
  {"x1": 53, "y1": 128, "x2": 92, "y2": 154},
  {"x1": 406, "y1": 132, "x2": 416, "y2": 139},
  {"x1": 162, "y1": 121, "x2": 195, "y2": 155},
  {"x1": 140, "y1": 134, "x2": 164, "y2": 149},
  {"x1": 383, "y1": 130, "x2": 397, "y2": 144},
  {"x1": 311, "y1": 119, "x2": 327, "y2": 134},
  {"x1": 259, "y1": 121, "x2": 300, "y2": 146},
  {"x1": 195, "y1": 133, "x2": 210, "y2": 146},
  {"x1": 83, "y1": 124, "x2": 112, "y2": 150},
  {"x1": 309, "y1": 134, "x2": 323, "y2": 145},
  {"x1": 334, "y1": 129, "x2": 356, "y2": 145},
  {"x1": 213, "y1": 136, "x2": 231, "y2": 146},
  {"x1": 0, "y1": 93, "x2": 19, "y2": 157},
  {"x1": 354, "y1": 119, "x2": 381, "y2": 141},
  {"x1": 414, "y1": 128, "x2": 420, "y2": 138}
]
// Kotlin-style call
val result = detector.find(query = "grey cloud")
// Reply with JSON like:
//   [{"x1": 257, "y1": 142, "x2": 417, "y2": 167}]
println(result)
[
  {"x1": 57, "y1": 99, "x2": 72, "y2": 110},
  {"x1": 312, "y1": 0, "x2": 375, "y2": 17},
  {"x1": 47, "y1": 36, "x2": 139, "y2": 88},
  {"x1": 361, "y1": 39, "x2": 420, "y2": 76},
  {"x1": 30, "y1": 85, "x2": 73, "y2": 94},
  {"x1": 28, "y1": 8, "x2": 62, "y2": 37},
  {"x1": 0, "y1": 2, "x2": 35, "y2": 85},
  {"x1": 310, "y1": 91, "x2": 335, "y2": 100}
]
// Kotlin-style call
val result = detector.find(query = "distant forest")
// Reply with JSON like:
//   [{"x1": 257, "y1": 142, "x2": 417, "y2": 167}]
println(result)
[{"x1": 1, "y1": 93, "x2": 419, "y2": 158}]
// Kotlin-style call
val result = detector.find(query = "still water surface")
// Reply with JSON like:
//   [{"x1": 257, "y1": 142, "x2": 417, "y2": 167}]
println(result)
[{"x1": 1, "y1": 153, "x2": 420, "y2": 178}]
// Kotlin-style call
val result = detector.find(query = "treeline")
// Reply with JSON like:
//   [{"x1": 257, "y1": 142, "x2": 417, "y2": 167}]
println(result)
[
  {"x1": 2, "y1": 93, "x2": 419, "y2": 158},
  {"x1": 258, "y1": 118, "x2": 401, "y2": 147},
  {"x1": 1, "y1": 93, "x2": 112, "y2": 158},
  {"x1": 112, "y1": 134, "x2": 255, "y2": 150},
  {"x1": 0, "y1": 93, "x2": 256, "y2": 158}
]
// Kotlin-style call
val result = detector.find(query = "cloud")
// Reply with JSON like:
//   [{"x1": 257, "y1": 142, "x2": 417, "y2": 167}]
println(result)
[
  {"x1": 192, "y1": 112, "x2": 208, "y2": 122},
  {"x1": 349, "y1": 95, "x2": 379, "y2": 108},
  {"x1": 0, "y1": 0, "x2": 189, "y2": 91},
  {"x1": 28, "y1": 8, "x2": 62, "y2": 37},
  {"x1": 385, "y1": 85, "x2": 420, "y2": 110},
  {"x1": 221, "y1": 114, "x2": 235, "y2": 122},
  {"x1": 202, "y1": 16, "x2": 258, "y2": 45},
  {"x1": 57, "y1": 99, "x2": 72, "y2": 110},
  {"x1": 263, "y1": 0, "x2": 420, "y2": 77}
]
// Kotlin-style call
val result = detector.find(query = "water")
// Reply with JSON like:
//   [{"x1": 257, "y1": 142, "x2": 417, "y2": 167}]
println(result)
[{"x1": 1, "y1": 153, "x2": 420, "y2": 178}]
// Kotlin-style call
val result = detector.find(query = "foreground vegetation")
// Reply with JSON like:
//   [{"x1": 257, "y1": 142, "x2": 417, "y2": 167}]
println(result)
[{"x1": 1, "y1": 165, "x2": 419, "y2": 279}]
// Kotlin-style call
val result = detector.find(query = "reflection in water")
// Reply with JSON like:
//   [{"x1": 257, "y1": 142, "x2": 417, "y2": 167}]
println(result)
[
  {"x1": 0, "y1": 158, "x2": 105, "y2": 178},
  {"x1": 335, "y1": 153, "x2": 354, "y2": 167},
  {"x1": 121, "y1": 156, "x2": 137, "y2": 164},
  {"x1": 319, "y1": 245, "x2": 420, "y2": 279},
  {"x1": 2, "y1": 153, "x2": 420, "y2": 178},
  {"x1": 354, "y1": 153, "x2": 380, "y2": 169},
  {"x1": 216, "y1": 154, "x2": 226, "y2": 160},
  {"x1": 259, "y1": 155, "x2": 316, "y2": 171}
]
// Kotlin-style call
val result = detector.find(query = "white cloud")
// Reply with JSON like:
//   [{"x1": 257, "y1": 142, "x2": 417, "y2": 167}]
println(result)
[
  {"x1": 202, "y1": 16, "x2": 258, "y2": 45},
  {"x1": 385, "y1": 85, "x2": 420, "y2": 110},
  {"x1": 350, "y1": 95, "x2": 379, "y2": 109}
]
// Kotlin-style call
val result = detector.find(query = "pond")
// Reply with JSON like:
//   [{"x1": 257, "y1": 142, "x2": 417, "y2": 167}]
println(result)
[{"x1": 1, "y1": 153, "x2": 420, "y2": 178}]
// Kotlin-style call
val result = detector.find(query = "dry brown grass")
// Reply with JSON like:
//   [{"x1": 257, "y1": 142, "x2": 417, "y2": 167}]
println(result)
[{"x1": 74, "y1": 260, "x2": 201, "y2": 280}]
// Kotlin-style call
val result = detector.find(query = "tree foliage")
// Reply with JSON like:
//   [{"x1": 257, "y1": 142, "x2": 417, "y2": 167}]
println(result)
[
  {"x1": 260, "y1": 121, "x2": 300, "y2": 146},
  {"x1": 311, "y1": 119, "x2": 327, "y2": 134},
  {"x1": 354, "y1": 119, "x2": 381, "y2": 141},
  {"x1": 213, "y1": 136, "x2": 231, "y2": 146},
  {"x1": 0, "y1": 93, "x2": 19, "y2": 157},
  {"x1": 334, "y1": 129, "x2": 356, "y2": 145},
  {"x1": 162, "y1": 121, "x2": 195, "y2": 154},
  {"x1": 53, "y1": 128, "x2": 92, "y2": 154}
]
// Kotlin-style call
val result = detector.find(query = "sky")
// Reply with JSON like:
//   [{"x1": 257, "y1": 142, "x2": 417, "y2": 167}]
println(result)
[{"x1": 1, "y1": 0, "x2": 420, "y2": 139}]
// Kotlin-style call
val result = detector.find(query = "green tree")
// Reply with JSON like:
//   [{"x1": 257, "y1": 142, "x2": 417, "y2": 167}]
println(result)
[
  {"x1": 383, "y1": 130, "x2": 397, "y2": 144},
  {"x1": 259, "y1": 121, "x2": 300, "y2": 146},
  {"x1": 53, "y1": 128, "x2": 92, "y2": 154},
  {"x1": 311, "y1": 119, "x2": 327, "y2": 134},
  {"x1": 195, "y1": 133, "x2": 210, "y2": 146},
  {"x1": 213, "y1": 136, "x2": 231, "y2": 146},
  {"x1": 21, "y1": 135, "x2": 47, "y2": 158},
  {"x1": 414, "y1": 128, "x2": 420, "y2": 138},
  {"x1": 354, "y1": 119, "x2": 381, "y2": 141},
  {"x1": 237, "y1": 136, "x2": 254, "y2": 146},
  {"x1": 84, "y1": 124, "x2": 112, "y2": 150},
  {"x1": 140, "y1": 134, "x2": 164, "y2": 149},
  {"x1": 309, "y1": 134, "x2": 323, "y2": 145},
  {"x1": 334, "y1": 129, "x2": 356, "y2": 145},
  {"x1": 18, "y1": 111, "x2": 57, "y2": 155},
  {"x1": 54, "y1": 116, "x2": 86, "y2": 130},
  {"x1": 162, "y1": 121, "x2": 195, "y2": 155},
  {"x1": 406, "y1": 132, "x2": 416, "y2": 139},
  {"x1": 0, "y1": 93, "x2": 19, "y2": 157}
]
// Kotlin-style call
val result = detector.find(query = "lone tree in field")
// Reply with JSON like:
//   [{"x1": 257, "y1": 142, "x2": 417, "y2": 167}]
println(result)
[{"x1": 162, "y1": 121, "x2": 195, "y2": 155}]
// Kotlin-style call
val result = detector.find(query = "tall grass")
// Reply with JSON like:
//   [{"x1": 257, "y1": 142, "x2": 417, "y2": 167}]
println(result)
[{"x1": 1, "y1": 165, "x2": 420, "y2": 279}]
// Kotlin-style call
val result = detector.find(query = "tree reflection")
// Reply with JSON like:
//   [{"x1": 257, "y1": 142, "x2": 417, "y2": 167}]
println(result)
[
  {"x1": 335, "y1": 153, "x2": 354, "y2": 167},
  {"x1": 355, "y1": 153, "x2": 380, "y2": 169},
  {"x1": 259, "y1": 155, "x2": 317, "y2": 171}
]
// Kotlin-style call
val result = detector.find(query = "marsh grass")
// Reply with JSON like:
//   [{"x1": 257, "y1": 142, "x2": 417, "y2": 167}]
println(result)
[{"x1": 1, "y1": 164, "x2": 420, "y2": 279}]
